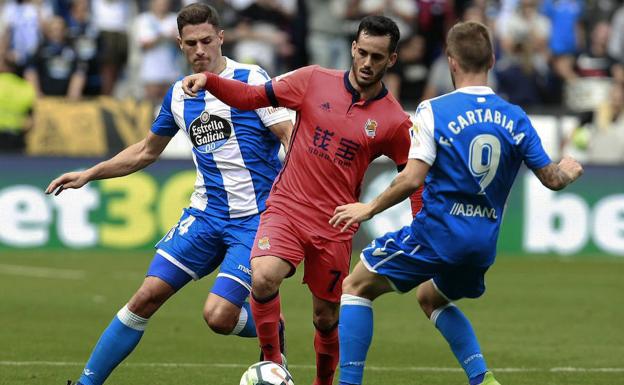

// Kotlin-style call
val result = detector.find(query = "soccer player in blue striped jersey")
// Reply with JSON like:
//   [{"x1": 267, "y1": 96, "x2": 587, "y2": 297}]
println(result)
[
  {"x1": 45, "y1": 4, "x2": 292, "y2": 385},
  {"x1": 329, "y1": 21, "x2": 583, "y2": 385}
]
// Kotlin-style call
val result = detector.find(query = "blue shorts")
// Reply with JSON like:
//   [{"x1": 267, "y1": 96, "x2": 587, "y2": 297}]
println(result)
[
  {"x1": 147, "y1": 207, "x2": 259, "y2": 307},
  {"x1": 360, "y1": 226, "x2": 489, "y2": 300}
]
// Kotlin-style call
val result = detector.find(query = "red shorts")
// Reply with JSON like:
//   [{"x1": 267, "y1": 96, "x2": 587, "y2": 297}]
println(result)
[{"x1": 251, "y1": 206, "x2": 352, "y2": 303}]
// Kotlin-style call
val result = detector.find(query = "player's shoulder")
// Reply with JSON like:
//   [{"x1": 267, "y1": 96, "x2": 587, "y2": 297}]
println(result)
[
  {"x1": 223, "y1": 57, "x2": 272, "y2": 82},
  {"x1": 491, "y1": 94, "x2": 531, "y2": 122},
  {"x1": 309, "y1": 65, "x2": 343, "y2": 78},
  {"x1": 277, "y1": 65, "x2": 341, "y2": 81}
]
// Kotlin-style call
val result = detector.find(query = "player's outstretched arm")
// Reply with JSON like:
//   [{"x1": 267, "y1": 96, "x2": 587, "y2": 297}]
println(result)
[
  {"x1": 533, "y1": 155, "x2": 583, "y2": 191},
  {"x1": 45, "y1": 132, "x2": 171, "y2": 195},
  {"x1": 330, "y1": 159, "x2": 429, "y2": 232},
  {"x1": 181, "y1": 71, "x2": 272, "y2": 110}
]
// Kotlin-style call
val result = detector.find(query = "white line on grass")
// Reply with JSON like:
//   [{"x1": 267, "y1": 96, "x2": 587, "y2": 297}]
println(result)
[
  {"x1": 0, "y1": 264, "x2": 85, "y2": 280},
  {"x1": 1, "y1": 361, "x2": 622, "y2": 373}
]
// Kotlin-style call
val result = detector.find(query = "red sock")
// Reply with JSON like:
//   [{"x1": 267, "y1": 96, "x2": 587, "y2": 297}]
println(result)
[
  {"x1": 313, "y1": 326, "x2": 339, "y2": 385},
  {"x1": 251, "y1": 294, "x2": 282, "y2": 365}
]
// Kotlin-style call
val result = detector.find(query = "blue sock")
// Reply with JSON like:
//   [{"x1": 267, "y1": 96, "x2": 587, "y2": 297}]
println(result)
[
  {"x1": 432, "y1": 304, "x2": 487, "y2": 382},
  {"x1": 231, "y1": 302, "x2": 257, "y2": 337},
  {"x1": 338, "y1": 294, "x2": 374, "y2": 385},
  {"x1": 79, "y1": 305, "x2": 148, "y2": 385}
]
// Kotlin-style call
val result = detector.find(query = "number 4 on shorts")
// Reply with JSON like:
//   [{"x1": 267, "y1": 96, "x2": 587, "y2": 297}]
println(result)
[{"x1": 178, "y1": 215, "x2": 196, "y2": 235}]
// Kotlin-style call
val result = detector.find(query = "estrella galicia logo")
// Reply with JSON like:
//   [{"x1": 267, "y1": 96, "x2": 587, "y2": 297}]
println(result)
[{"x1": 188, "y1": 111, "x2": 232, "y2": 153}]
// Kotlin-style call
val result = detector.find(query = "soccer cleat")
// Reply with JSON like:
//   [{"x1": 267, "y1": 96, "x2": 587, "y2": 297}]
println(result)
[
  {"x1": 477, "y1": 371, "x2": 501, "y2": 385},
  {"x1": 259, "y1": 314, "x2": 287, "y2": 364},
  {"x1": 66, "y1": 381, "x2": 83, "y2": 385}
]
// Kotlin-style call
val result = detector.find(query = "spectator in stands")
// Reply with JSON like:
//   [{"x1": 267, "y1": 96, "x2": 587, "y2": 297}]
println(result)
[
  {"x1": 416, "y1": 0, "x2": 456, "y2": 63},
  {"x1": 495, "y1": 0, "x2": 552, "y2": 106},
  {"x1": 607, "y1": 3, "x2": 624, "y2": 84},
  {"x1": 581, "y1": 0, "x2": 618, "y2": 43},
  {"x1": 421, "y1": 2, "x2": 496, "y2": 100},
  {"x1": 231, "y1": 0, "x2": 296, "y2": 75},
  {"x1": 91, "y1": 0, "x2": 131, "y2": 95},
  {"x1": 541, "y1": 0, "x2": 585, "y2": 83},
  {"x1": 571, "y1": 82, "x2": 624, "y2": 163},
  {"x1": 0, "y1": 33, "x2": 36, "y2": 153},
  {"x1": 66, "y1": 0, "x2": 101, "y2": 95},
  {"x1": 24, "y1": 16, "x2": 86, "y2": 99},
  {"x1": 135, "y1": 0, "x2": 181, "y2": 104},
  {"x1": 305, "y1": 0, "x2": 351, "y2": 70},
  {"x1": 352, "y1": 0, "x2": 418, "y2": 42},
  {"x1": 0, "y1": 0, "x2": 53, "y2": 74},
  {"x1": 575, "y1": 20, "x2": 613, "y2": 79},
  {"x1": 385, "y1": 33, "x2": 429, "y2": 106}
]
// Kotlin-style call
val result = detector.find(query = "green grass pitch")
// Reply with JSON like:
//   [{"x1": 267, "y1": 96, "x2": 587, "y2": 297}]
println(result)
[{"x1": 1, "y1": 250, "x2": 623, "y2": 385}]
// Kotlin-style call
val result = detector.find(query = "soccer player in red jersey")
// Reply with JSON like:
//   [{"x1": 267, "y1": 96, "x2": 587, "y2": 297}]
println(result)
[{"x1": 182, "y1": 15, "x2": 421, "y2": 385}]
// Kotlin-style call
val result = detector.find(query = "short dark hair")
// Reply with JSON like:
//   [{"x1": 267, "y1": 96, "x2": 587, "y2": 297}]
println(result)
[
  {"x1": 177, "y1": 3, "x2": 221, "y2": 35},
  {"x1": 446, "y1": 21, "x2": 493, "y2": 73},
  {"x1": 356, "y1": 15, "x2": 400, "y2": 53}
]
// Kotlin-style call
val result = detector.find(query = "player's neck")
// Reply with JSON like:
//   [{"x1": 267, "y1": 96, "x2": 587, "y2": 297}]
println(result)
[{"x1": 453, "y1": 72, "x2": 489, "y2": 90}]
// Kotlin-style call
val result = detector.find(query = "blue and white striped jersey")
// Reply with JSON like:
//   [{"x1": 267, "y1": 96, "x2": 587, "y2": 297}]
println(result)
[
  {"x1": 409, "y1": 86, "x2": 551, "y2": 266},
  {"x1": 152, "y1": 57, "x2": 291, "y2": 218}
]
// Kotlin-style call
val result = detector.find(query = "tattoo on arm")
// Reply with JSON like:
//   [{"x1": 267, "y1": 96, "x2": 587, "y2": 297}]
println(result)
[{"x1": 534, "y1": 163, "x2": 572, "y2": 191}]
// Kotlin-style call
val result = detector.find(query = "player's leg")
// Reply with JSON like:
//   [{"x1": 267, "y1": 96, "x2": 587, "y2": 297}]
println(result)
[
  {"x1": 250, "y1": 255, "x2": 292, "y2": 364},
  {"x1": 311, "y1": 295, "x2": 340, "y2": 385},
  {"x1": 304, "y1": 237, "x2": 351, "y2": 385},
  {"x1": 77, "y1": 270, "x2": 188, "y2": 385},
  {"x1": 203, "y1": 223, "x2": 257, "y2": 337},
  {"x1": 418, "y1": 266, "x2": 499, "y2": 385},
  {"x1": 76, "y1": 208, "x2": 221, "y2": 385},
  {"x1": 337, "y1": 262, "x2": 394, "y2": 385},
  {"x1": 249, "y1": 210, "x2": 304, "y2": 366},
  {"x1": 338, "y1": 226, "x2": 434, "y2": 385}
]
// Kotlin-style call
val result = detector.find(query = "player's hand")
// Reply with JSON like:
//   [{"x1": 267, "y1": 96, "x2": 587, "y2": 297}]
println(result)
[
  {"x1": 182, "y1": 73, "x2": 208, "y2": 97},
  {"x1": 45, "y1": 171, "x2": 90, "y2": 196},
  {"x1": 329, "y1": 202, "x2": 374, "y2": 232},
  {"x1": 558, "y1": 156, "x2": 583, "y2": 182}
]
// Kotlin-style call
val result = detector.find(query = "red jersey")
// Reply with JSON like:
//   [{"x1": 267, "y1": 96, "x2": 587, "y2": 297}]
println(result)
[{"x1": 265, "y1": 66, "x2": 412, "y2": 240}]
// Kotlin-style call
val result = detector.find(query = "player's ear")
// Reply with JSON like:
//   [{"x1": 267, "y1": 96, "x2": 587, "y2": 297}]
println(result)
[
  {"x1": 177, "y1": 36, "x2": 182, "y2": 50},
  {"x1": 387, "y1": 51, "x2": 398, "y2": 68},
  {"x1": 488, "y1": 53, "x2": 495, "y2": 70},
  {"x1": 448, "y1": 56, "x2": 457, "y2": 73},
  {"x1": 351, "y1": 40, "x2": 357, "y2": 58}
]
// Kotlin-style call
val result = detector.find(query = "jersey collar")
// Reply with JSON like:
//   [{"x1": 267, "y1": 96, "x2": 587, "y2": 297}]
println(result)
[
  {"x1": 343, "y1": 71, "x2": 388, "y2": 105},
  {"x1": 455, "y1": 86, "x2": 495, "y2": 95}
]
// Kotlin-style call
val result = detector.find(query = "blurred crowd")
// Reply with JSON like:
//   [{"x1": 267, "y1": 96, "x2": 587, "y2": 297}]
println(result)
[{"x1": 1, "y1": 0, "x2": 624, "y2": 162}]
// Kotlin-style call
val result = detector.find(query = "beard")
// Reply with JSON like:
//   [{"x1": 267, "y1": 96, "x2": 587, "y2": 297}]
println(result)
[{"x1": 353, "y1": 65, "x2": 387, "y2": 90}]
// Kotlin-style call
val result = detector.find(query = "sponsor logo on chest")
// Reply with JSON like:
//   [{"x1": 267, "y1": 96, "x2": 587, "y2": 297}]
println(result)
[{"x1": 188, "y1": 111, "x2": 232, "y2": 153}]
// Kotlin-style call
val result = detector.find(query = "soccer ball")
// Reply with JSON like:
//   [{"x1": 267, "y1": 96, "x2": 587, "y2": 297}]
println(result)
[{"x1": 239, "y1": 361, "x2": 294, "y2": 385}]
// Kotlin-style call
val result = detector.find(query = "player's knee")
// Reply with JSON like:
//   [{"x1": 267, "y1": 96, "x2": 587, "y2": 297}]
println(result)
[
  {"x1": 341, "y1": 274, "x2": 359, "y2": 295},
  {"x1": 127, "y1": 286, "x2": 167, "y2": 317},
  {"x1": 203, "y1": 305, "x2": 237, "y2": 335},
  {"x1": 313, "y1": 308, "x2": 339, "y2": 331},
  {"x1": 341, "y1": 274, "x2": 373, "y2": 298},
  {"x1": 416, "y1": 285, "x2": 443, "y2": 318},
  {"x1": 251, "y1": 269, "x2": 281, "y2": 298}
]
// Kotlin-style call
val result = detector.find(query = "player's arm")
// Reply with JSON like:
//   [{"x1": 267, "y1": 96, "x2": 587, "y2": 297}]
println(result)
[
  {"x1": 267, "y1": 119, "x2": 293, "y2": 151},
  {"x1": 45, "y1": 132, "x2": 171, "y2": 195},
  {"x1": 518, "y1": 113, "x2": 584, "y2": 190},
  {"x1": 330, "y1": 159, "x2": 429, "y2": 232},
  {"x1": 182, "y1": 71, "x2": 271, "y2": 109},
  {"x1": 533, "y1": 156, "x2": 583, "y2": 191},
  {"x1": 183, "y1": 66, "x2": 314, "y2": 111}
]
